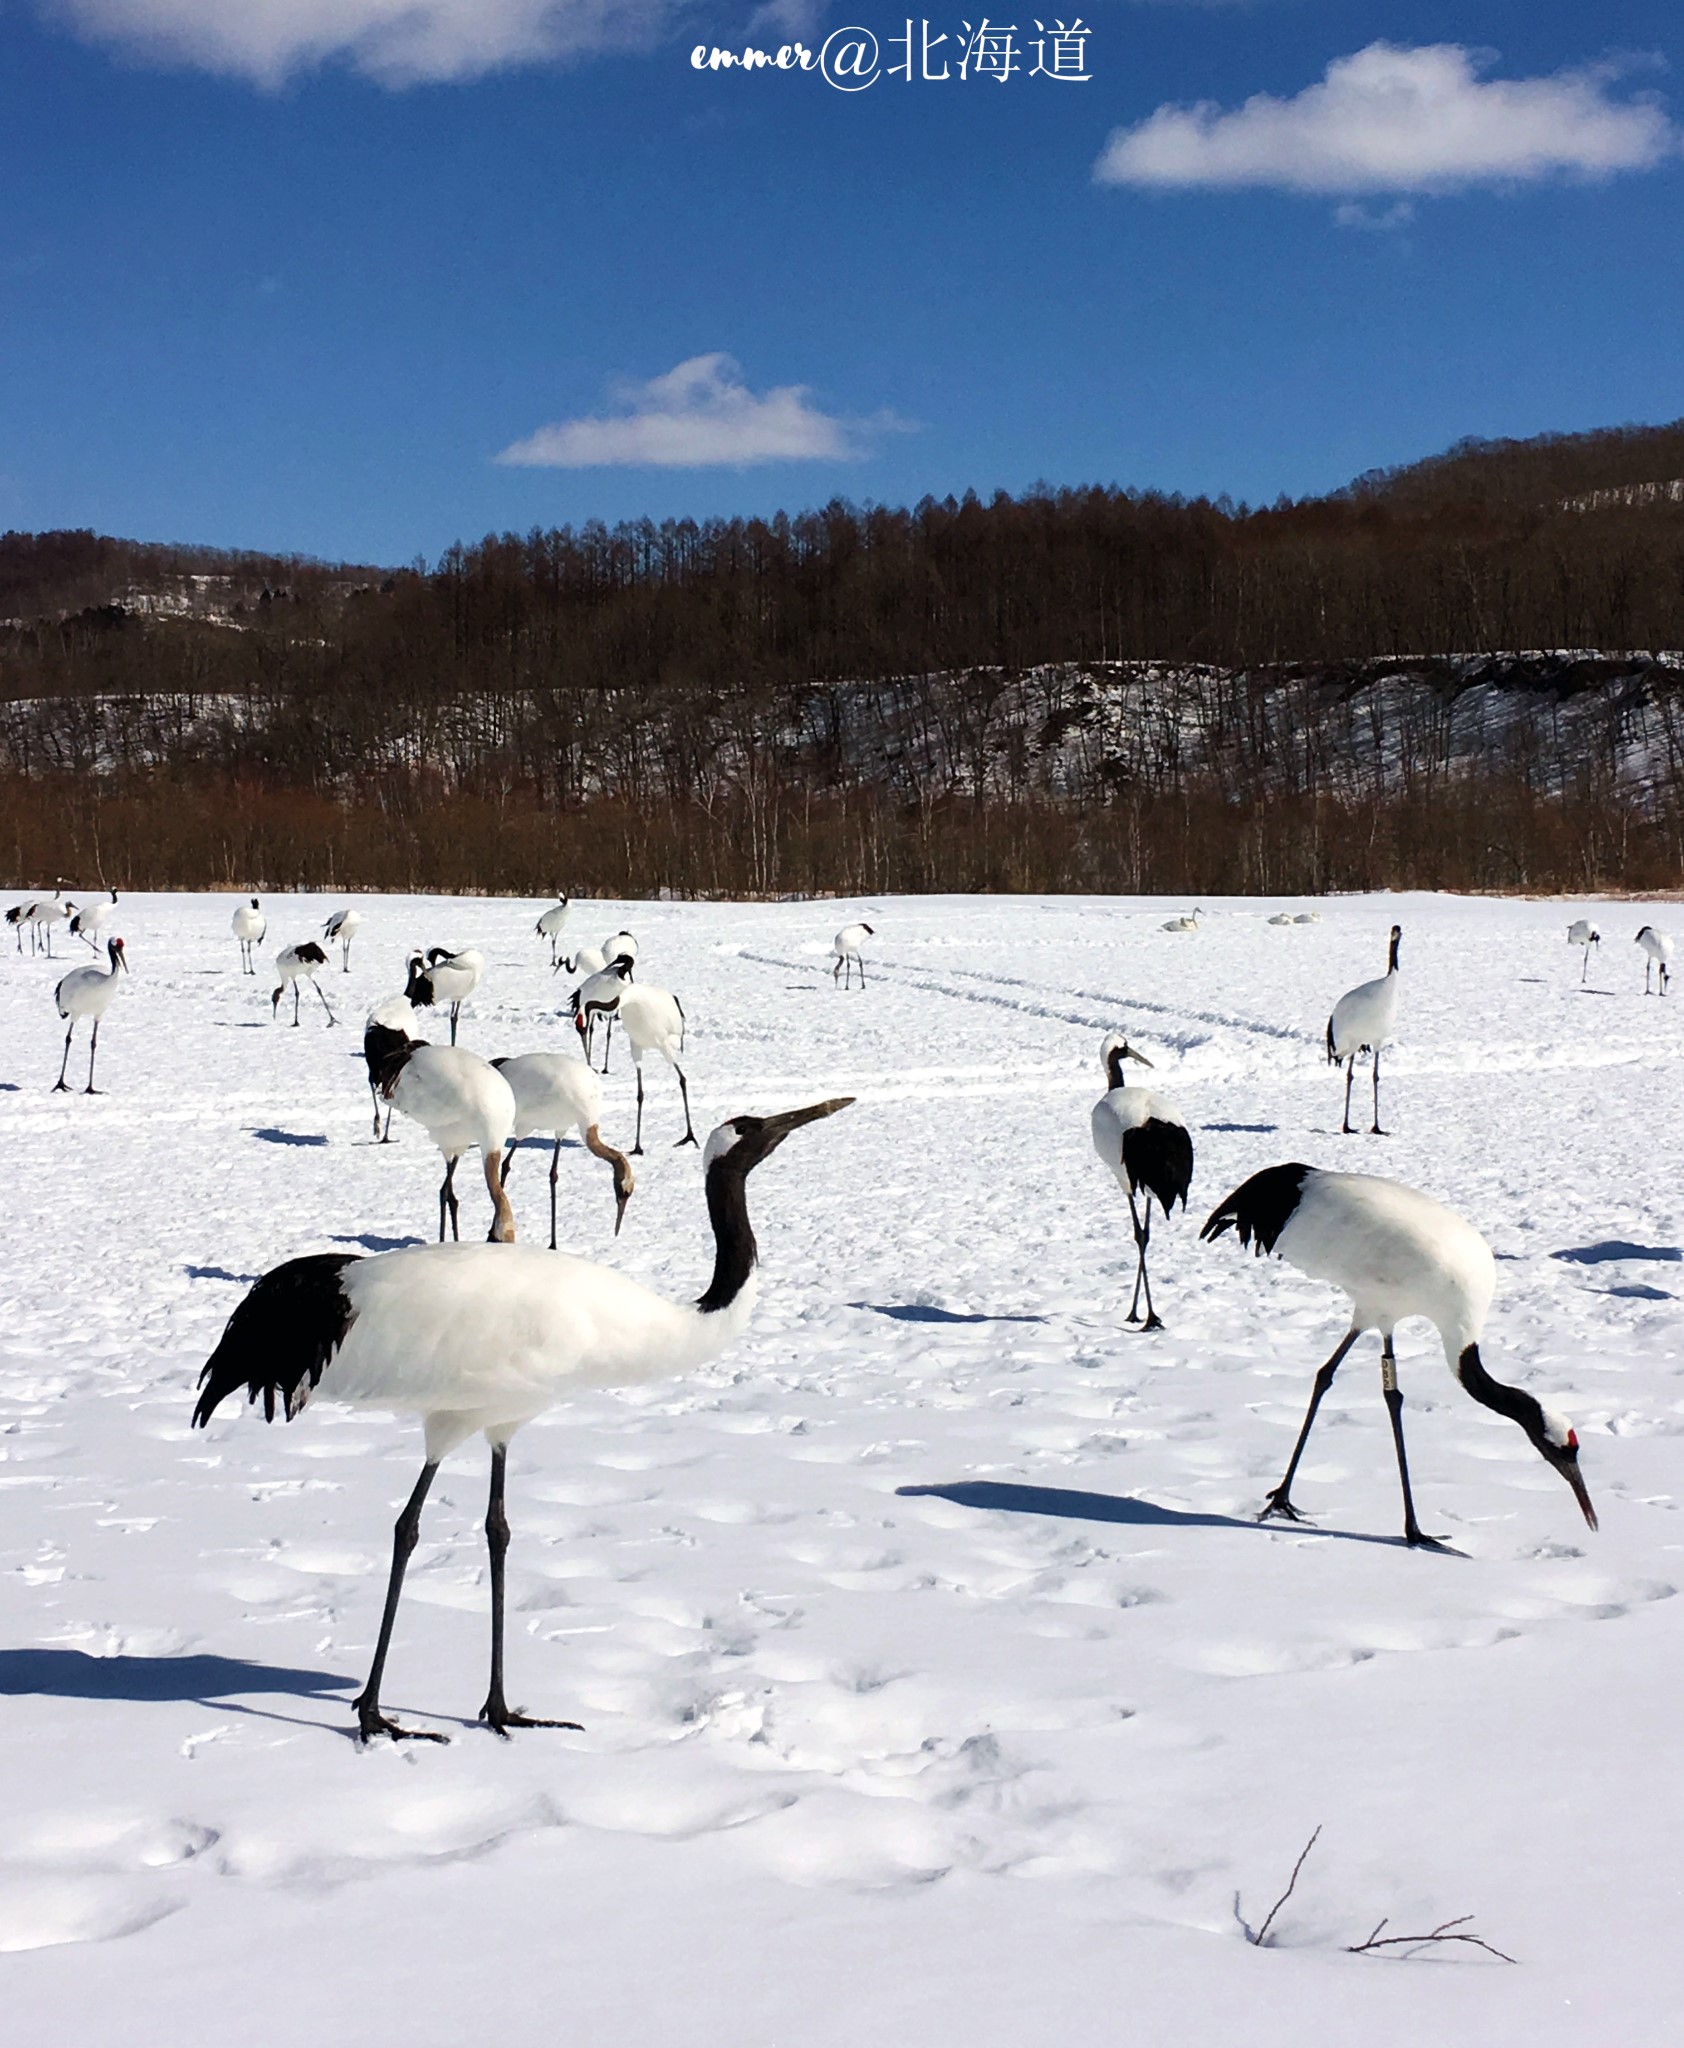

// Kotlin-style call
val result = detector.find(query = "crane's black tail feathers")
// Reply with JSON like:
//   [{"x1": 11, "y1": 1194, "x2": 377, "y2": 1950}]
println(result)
[
  {"x1": 1324, "y1": 1015, "x2": 1338, "y2": 1064},
  {"x1": 1122, "y1": 1119, "x2": 1195, "y2": 1215},
  {"x1": 1200, "y1": 1163, "x2": 1312, "y2": 1257},
  {"x1": 193, "y1": 1253, "x2": 360, "y2": 1428}
]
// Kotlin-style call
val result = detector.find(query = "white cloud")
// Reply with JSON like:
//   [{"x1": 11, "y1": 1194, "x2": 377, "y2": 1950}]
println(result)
[
  {"x1": 1095, "y1": 43, "x2": 1678, "y2": 195},
  {"x1": 496, "y1": 355, "x2": 884, "y2": 469},
  {"x1": 45, "y1": 0, "x2": 669, "y2": 87},
  {"x1": 1334, "y1": 199, "x2": 1415, "y2": 232}
]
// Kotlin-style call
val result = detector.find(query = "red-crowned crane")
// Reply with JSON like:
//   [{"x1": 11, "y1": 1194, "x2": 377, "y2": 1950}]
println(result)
[
  {"x1": 569, "y1": 956, "x2": 633, "y2": 1071},
  {"x1": 1566, "y1": 919, "x2": 1600, "y2": 984},
  {"x1": 534, "y1": 897, "x2": 572, "y2": 967},
  {"x1": 71, "y1": 890, "x2": 119, "y2": 951},
  {"x1": 368, "y1": 1034, "x2": 517, "y2": 1244},
  {"x1": 273, "y1": 942, "x2": 334, "y2": 1028},
  {"x1": 492, "y1": 1051, "x2": 635, "y2": 1245},
  {"x1": 1326, "y1": 924, "x2": 1401, "y2": 1135},
  {"x1": 25, "y1": 893, "x2": 74, "y2": 957},
  {"x1": 362, "y1": 995, "x2": 420, "y2": 1141},
  {"x1": 407, "y1": 948, "x2": 483, "y2": 1045},
  {"x1": 1090, "y1": 1032, "x2": 1194, "y2": 1332},
  {"x1": 232, "y1": 898, "x2": 267, "y2": 975},
  {"x1": 1636, "y1": 924, "x2": 1674, "y2": 996},
  {"x1": 192, "y1": 1096, "x2": 852, "y2": 1741},
  {"x1": 572, "y1": 978, "x2": 695, "y2": 1151},
  {"x1": 51, "y1": 937, "x2": 127, "y2": 1092},
  {"x1": 322, "y1": 907, "x2": 362, "y2": 972},
  {"x1": 832, "y1": 922, "x2": 874, "y2": 989},
  {"x1": 1201, "y1": 1163, "x2": 1597, "y2": 1547}
]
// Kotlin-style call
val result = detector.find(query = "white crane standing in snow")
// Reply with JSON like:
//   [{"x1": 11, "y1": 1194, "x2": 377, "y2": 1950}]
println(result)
[
  {"x1": 51, "y1": 937, "x2": 127, "y2": 1092},
  {"x1": 192, "y1": 1095, "x2": 852, "y2": 1741},
  {"x1": 1201, "y1": 1162, "x2": 1597, "y2": 1546},
  {"x1": 406, "y1": 947, "x2": 484, "y2": 1045},
  {"x1": 569, "y1": 956, "x2": 633, "y2": 1071},
  {"x1": 1635, "y1": 924, "x2": 1674, "y2": 996},
  {"x1": 232, "y1": 898, "x2": 267, "y2": 975},
  {"x1": 534, "y1": 897, "x2": 572, "y2": 966},
  {"x1": 322, "y1": 907, "x2": 362, "y2": 972},
  {"x1": 25, "y1": 892, "x2": 74, "y2": 957},
  {"x1": 1090, "y1": 1033, "x2": 1194, "y2": 1332},
  {"x1": 70, "y1": 890, "x2": 119, "y2": 950},
  {"x1": 492, "y1": 1051, "x2": 636, "y2": 1245},
  {"x1": 1326, "y1": 924, "x2": 1402, "y2": 1135},
  {"x1": 368, "y1": 1033, "x2": 517, "y2": 1245},
  {"x1": 832, "y1": 922, "x2": 874, "y2": 989},
  {"x1": 572, "y1": 978, "x2": 696, "y2": 1152},
  {"x1": 272, "y1": 941, "x2": 335, "y2": 1027},
  {"x1": 1566, "y1": 919, "x2": 1600, "y2": 984}
]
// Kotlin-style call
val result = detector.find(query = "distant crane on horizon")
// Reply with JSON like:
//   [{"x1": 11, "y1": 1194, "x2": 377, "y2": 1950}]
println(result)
[
  {"x1": 232, "y1": 898, "x2": 267, "y2": 975},
  {"x1": 322, "y1": 907, "x2": 362, "y2": 972}
]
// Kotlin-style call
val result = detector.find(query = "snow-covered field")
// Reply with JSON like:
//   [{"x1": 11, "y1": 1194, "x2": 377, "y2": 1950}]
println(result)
[{"x1": 2, "y1": 890, "x2": 1681, "y2": 2045}]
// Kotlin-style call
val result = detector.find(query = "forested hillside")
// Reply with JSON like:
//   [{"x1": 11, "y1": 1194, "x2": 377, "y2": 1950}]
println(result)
[{"x1": 4, "y1": 422, "x2": 1683, "y2": 896}]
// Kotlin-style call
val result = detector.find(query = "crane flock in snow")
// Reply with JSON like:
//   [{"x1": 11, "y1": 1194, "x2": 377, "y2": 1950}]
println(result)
[{"x1": 14, "y1": 886, "x2": 1641, "y2": 1743}]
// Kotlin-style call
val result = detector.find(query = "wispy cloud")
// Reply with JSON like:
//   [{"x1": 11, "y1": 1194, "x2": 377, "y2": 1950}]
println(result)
[
  {"x1": 1095, "y1": 43, "x2": 1677, "y2": 196},
  {"x1": 497, "y1": 355, "x2": 896, "y2": 469},
  {"x1": 46, "y1": 0, "x2": 670, "y2": 88}
]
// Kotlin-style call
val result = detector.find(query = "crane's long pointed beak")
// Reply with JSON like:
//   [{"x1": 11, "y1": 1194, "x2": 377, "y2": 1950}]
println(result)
[
  {"x1": 614, "y1": 1184, "x2": 631, "y2": 1236},
  {"x1": 1546, "y1": 1441, "x2": 1599, "y2": 1531},
  {"x1": 1126, "y1": 1045, "x2": 1153, "y2": 1067},
  {"x1": 761, "y1": 1096, "x2": 855, "y2": 1144}
]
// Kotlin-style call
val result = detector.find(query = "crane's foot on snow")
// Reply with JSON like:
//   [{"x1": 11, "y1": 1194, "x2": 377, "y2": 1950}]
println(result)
[
  {"x1": 1258, "y1": 1490, "x2": 1314, "y2": 1525},
  {"x1": 674, "y1": 1134, "x2": 699, "y2": 1149},
  {"x1": 479, "y1": 1699, "x2": 582, "y2": 1738},
  {"x1": 1404, "y1": 1527, "x2": 1462, "y2": 1555},
  {"x1": 355, "y1": 1701, "x2": 448, "y2": 1745},
  {"x1": 1141, "y1": 1313, "x2": 1165, "y2": 1333}
]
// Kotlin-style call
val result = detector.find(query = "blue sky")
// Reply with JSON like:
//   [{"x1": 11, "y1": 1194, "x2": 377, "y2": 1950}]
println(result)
[{"x1": 3, "y1": 1, "x2": 1682, "y2": 563}]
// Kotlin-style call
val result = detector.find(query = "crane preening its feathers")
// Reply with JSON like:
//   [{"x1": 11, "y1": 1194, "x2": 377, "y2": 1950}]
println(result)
[
  {"x1": 1201, "y1": 1163, "x2": 1597, "y2": 1546},
  {"x1": 1090, "y1": 1033, "x2": 1194, "y2": 1332},
  {"x1": 193, "y1": 1096, "x2": 854, "y2": 1744},
  {"x1": 1326, "y1": 924, "x2": 1402, "y2": 1135}
]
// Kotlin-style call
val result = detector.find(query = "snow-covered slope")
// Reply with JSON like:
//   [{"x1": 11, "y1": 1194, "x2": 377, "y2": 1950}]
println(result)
[{"x1": 1, "y1": 892, "x2": 1681, "y2": 2044}]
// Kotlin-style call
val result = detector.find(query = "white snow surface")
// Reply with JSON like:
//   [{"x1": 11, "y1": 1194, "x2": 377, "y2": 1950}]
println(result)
[{"x1": 2, "y1": 890, "x2": 1682, "y2": 2044}]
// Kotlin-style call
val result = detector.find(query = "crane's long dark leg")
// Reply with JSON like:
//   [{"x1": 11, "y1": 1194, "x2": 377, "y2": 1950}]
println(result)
[
  {"x1": 599, "y1": 1015, "x2": 612, "y2": 1075},
  {"x1": 1370, "y1": 1049, "x2": 1385, "y2": 1135},
  {"x1": 548, "y1": 1137, "x2": 561, "y2": 1251},
  {"x1": 1381, "y1": 1338, "x2": 1452, "y2": 1550},
  {"x1": 632, "y1": 1064, "x2": 646, "y2": 1155},
  {"x1": 1260, "y1": 1329, "x2": 1361, "y2": 1523},
  {"x1": 480, "y1": 1443, "x2": 580, "y2": 1736},
  {"x1": 1124, "y1": 1187, "x2": 1162, "y2": 1331},
  {"x1": 449, "y1": 1002, "x2": 460, "y2": 1046},
  {"x1": 311, "y1": 976, "x2": 336, "y2": 1027},
  {"x1": 833, "y1": 956, "x2": 842, "y2": 987},
  {"x1": 673, "y1": 1062, "x2": 698, "y2": 1147},
  {"x1": 355, "y1": 1459, "x2": 446, "y2": 1743},
  {"x1": 292, "y1": 982, "x2": 303, "y2": 1027},
  {"x1": 1581, "y1": 948, "x2": 1589, "y2": 984},
  {"x1": 1341, "y1": 1060, "x2": 1355, "y2": 1135},
  {"x1": 52, "y1": 1019, "x2": 75, "y2": 1092},
  {"x1": 858, "y1": 956, "x2": 866, "y2": 989},
  {"x1": 84, "y1": 1017, "x2": 101, "y2": 1094},
  {"x1": 500, "y1": 1141, "x2": 518, "y2": 1189},
  {"x1": 439, "y1": 1156, "x2": 461, "y2": 1241}
]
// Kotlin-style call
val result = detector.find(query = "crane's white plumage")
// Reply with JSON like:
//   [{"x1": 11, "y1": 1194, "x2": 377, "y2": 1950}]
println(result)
[
  {"x1": 1202, "y1": 1162, "x2": 1596, "y2": 1543},
  {"x1": 231, "y1": 897, "x2": 266, "y2": 974},
  {"x1": 26, "y1": 893, "x2": 73, "y2": 955},
  {"x1": 193, "y1": 1097, "x2": 852, "y2": 1742},
  {"x1": 1326, "y1": 924, "x2": 1401, "y2": 1134},
  {"x1": 570, "y1": 956, "x2": 633, "y2": 1069},
  {"x1": 606, "y1": 981, "x2": 695, "y2": 1150},
  {"x1": 51, "y1": 937, "x2": 127, "y2": 1092},
  {"x1": 380, "y1": 1041, "x2": 516, "y2": 1244},
  {"x1": 602, "y1": 930, "x2": 637, "y2": 965},
  {"x1": 1635, "y1": 924, "x2": 1674, "y2": 995},
  {"x1": 832, "y1": 922, "x2": 874, "y2": 989},
  {"x1": 492, "y1": 1050, "x2": 635, "y2": 1244}
]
